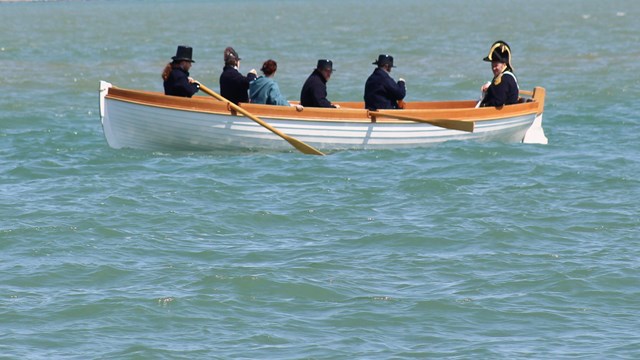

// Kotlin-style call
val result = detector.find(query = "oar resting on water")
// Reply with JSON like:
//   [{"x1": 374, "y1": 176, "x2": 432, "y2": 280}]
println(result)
[
  {"x1": 369, "y1": 111, "x2": 475, "y2": 132},
  {"x1": 197, "y1": 82, "x2": 325, "y2": 156}
]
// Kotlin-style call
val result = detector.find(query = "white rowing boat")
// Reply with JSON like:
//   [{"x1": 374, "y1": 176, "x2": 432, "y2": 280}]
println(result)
[{"x1": 99, "y1": 80, "x2": 547, "y2": 153}]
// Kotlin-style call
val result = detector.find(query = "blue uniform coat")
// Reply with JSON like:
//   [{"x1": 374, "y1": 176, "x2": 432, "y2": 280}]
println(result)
[
  {"x1": 300, "y1": 70, "x2": 335, "y2": 108},
  {"x1": 220, "y1": 66, "x2": 257, "y2": 104},
  {"x1": 364, "y1": 68, "x2": 406, "y2": 110},
  {"x1": 481, "y1": 71, "x2": 519, "y2": 107}
]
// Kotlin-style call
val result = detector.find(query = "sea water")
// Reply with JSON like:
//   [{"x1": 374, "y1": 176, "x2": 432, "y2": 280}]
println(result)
[{"x1": 1, "y1": 0, "x2": 639, "y2": 358}]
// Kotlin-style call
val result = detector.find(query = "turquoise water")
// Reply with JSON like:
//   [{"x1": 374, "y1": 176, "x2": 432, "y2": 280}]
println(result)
[{"x1": 1, "y1": 0, "x2": 639, "y2": 358}]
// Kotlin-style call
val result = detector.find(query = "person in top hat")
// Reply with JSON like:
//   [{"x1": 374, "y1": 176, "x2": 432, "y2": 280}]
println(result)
[
  {"x1": 219, "y1": 46, "x2": 257, "y2": 104},
  {"x1": 162, "y1": 45, "x2": 200, "y2": 98},
  {"x1": 479, "y1": 40, "x2": 519, "y2": 107},
  {"x1": 364, "y1": 54, "x2": 406, "y2": 111},
  {"x1": 300, "y1": 59, "x2": 339, "y2": 108}
]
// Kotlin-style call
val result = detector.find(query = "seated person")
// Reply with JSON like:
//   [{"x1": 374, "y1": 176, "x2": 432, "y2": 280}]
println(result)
[
  {"x1": 162, "y1": 45, "x2": 200, "y2": 98},
  {"x1": 480, "y1": 40, "x2": 519, "y2": 107},
  {"x1": 300, "y1": 59, "x2": 339, "y2": 108},
  {"x1": 219, "y1": 47, "x2": 257, "y2": 104},
  {"x1": 250, "y1": 59, "x2": 292, "y2": 106},
  {"x1": 364, "y1": 54, "x2": 406, "y2": 110}
]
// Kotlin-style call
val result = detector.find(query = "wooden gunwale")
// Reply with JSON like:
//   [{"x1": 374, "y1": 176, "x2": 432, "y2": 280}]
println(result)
[{"x1": 106, "y1": 86, "x2": 543, "y2": 123}]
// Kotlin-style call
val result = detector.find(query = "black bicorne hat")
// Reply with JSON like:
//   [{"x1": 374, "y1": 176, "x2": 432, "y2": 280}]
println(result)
[
  {"x1": 316, "y1": 59, "x2": 334, "y2": 71},
  {"x1": 483, "y1": 40, "x2": 513, "y2": 70},
  {"x1": 373, "y1": 54, "x2": 395, "y2": 67},
  {"x1": 172, "y1": 45, "x2": 195, "y2": 63}
]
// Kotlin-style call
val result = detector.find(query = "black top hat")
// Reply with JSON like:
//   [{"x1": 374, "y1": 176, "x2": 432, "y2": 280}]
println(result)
[
  {"x1": 316, "y1": 59, "x2": 334, "y2": 71},
  {"x1": 172, "y1": 45, "x2": 195, "y2": 63},
  {"x1": 483, "y1": 41, "x2": 513, "y2": 70},
  {"x1": 373, "y1": 54, "x2": 395, "y2": 67}
]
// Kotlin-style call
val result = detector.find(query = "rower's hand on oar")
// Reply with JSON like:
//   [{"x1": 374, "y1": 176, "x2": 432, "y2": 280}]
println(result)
[
  {"x1": 480, "y1": 81, "x2": 490, "y2": 92},
  {"x1": 188, "y1": 78, "x2": 201, "y2": 91}
]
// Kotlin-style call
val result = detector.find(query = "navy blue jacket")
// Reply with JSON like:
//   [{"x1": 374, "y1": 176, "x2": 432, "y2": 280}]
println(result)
[
  {"x1": 164, "y1": 67, "x2": 199, "y2": 98},
  {"x1": 481, "y1": 71, "x2": 519, "y2": 107},
  {"x1": 300, "y1": 70, "x2": 335, "y2": 108},
  {"x1": 220, "y1": 66, "x2": 257, "y2": 104},
  {"x1": 364, "y1": 68, "x2": 406, "y2": 110}
]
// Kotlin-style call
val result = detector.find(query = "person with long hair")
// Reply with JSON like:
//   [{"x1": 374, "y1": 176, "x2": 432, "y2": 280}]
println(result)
[{"x1": 162, "y1": 45, "x2": 200, "y2": 98}]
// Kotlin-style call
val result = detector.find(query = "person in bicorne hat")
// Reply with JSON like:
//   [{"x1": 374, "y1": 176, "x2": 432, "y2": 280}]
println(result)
[
  {"x1": 364, "y1": 54, "x2": 406, "y2": 111},
  {"x1": 219, "y1": 46, "x2": 257, "y2": 104},
  {"x1": 162, "y1": 45, "x2": 200, "y2": 98},
  {"x1": 300, "y1": 59, "x2": 339, "y2": 108},
  {"x1": 480, "y1": 40, "x2": 519, "y2": 107}
]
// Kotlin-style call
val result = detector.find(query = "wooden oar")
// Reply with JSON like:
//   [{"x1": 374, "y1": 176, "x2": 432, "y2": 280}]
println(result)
[
  {"x1": 476, "y1": 82, "x2": 491, "y2": 108},
  {"x1": 197, "y1": 83, "x2": 325, "y2": 156},
  {"x1": 370, "y1": 111, "x2": 474, "y2": 132}
]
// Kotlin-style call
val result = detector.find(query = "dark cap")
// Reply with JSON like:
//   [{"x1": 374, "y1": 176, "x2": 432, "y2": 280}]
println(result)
[
  {"x1": 316, "y1": 59, "x2": 334, "y2": 71},
  {"x1": 224, "y1": 47, "x2": 241, "y2": 64},
  {"x1": 373, "y1": 54, "x2": 395, "y2": 67},
  {"x1": 172, "y1": 45, "x2": 195, "y2": 63}
]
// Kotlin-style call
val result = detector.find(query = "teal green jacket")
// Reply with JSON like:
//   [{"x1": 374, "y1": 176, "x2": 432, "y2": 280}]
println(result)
[{"x1": 249, "y1": 76, "x2": 290, "y2": 106}]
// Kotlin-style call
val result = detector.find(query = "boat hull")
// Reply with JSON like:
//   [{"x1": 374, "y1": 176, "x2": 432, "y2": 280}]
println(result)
[{"x1": 99, "y1": 81, "x2": 546, "y2": 152}]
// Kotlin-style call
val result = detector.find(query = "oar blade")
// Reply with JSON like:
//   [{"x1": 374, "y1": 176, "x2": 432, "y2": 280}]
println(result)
[
  {"x1": 285, "y1": 136, "x2": 325, "y2": 155},
  {"x1": 371, "y1": 111, "x2": 474, "y2": 132},
  {"x1": 428, "y1": 119, "x2": 474, "y2": 132}
]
